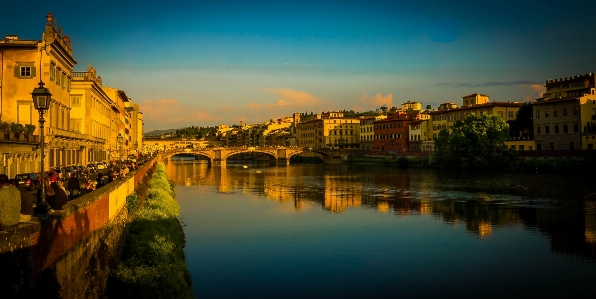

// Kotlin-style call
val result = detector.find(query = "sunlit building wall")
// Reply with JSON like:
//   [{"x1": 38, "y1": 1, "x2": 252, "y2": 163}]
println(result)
[
  {"x1": 429, "y1": 94, "x2": 521, "y2": 140},
  {"x1": 373, "y1": 112, "x2": 414, "y2": 153},
  {"x1": 0, "y1": 13, "x2": 86, "y2": 174},
  {"x1": 103, "y1": 87, "x2": 130, "y2": 159},
  {"x1": 296, "y1": 113, "x2": 361, "y2": 149},
  {"x1": 70, "y1": 64, "x2": 112, "y2": 163}
]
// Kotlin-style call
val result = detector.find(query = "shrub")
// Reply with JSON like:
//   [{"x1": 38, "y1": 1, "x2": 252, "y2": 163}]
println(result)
[
  {"x1": 24, "y1": 124, "x2": 36, "y2": 135},
  {"x1": 10, "y1": 122, "x2": 25, "y2": 135}
]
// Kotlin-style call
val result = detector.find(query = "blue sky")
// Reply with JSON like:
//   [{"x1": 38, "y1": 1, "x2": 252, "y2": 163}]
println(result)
[{"x1": 2, "y1": 0, "x2": 595, "y2": 131}]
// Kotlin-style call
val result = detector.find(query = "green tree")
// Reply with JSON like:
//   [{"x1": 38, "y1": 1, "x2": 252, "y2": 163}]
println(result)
[
  {"x1": 431, "y1": 113, "x2": 513, "y2": 169},
  {"x1": 508, "y1": 102, "x2": 534, "y2": 139}
]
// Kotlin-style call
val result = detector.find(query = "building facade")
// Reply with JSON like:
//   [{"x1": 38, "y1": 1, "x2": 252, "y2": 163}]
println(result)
[
  {"x1": 296, "y1": 112, "x2": 360, "y2": 149},
  {"x1": 373, "y1": 113, "x2": 414, "y2": 154}
]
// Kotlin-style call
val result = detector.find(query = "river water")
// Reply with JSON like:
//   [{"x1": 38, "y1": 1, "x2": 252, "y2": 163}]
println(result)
[{"x1": 164, "y1": 158, "x2": 596, "y2": 299}]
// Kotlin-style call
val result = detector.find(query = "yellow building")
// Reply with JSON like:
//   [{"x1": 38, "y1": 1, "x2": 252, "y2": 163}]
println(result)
[
  {"x1": 127, "y1": 103, "x2": 143, "y2": 154},
  {"x1": 409, "y1": 119, "x2": 433, "y2": 152},
  {"x1": 400, "y1": 100, "x2": 422, "y2": 111},
  {"x1": 430, "y1": 94, "x2": 521, "y2": 139},
  {"x1": 296, "y1": 112, "x2": 360, "y2": 149},
  {"x1": 70, "y1": 64, "x2": 113, "y2": 163},
  {"x1": 0, "y1": 13, "x2": 88, "y2": 175},
  {"x1": 103, "y1": 86, "x2": 131, "y2": 160},
  {"x1": 359, "y1": 115, "x2": 386, "y2": 151},
  {"x1": 543, "y1": 73, "x2": 595, "y2": 100}
]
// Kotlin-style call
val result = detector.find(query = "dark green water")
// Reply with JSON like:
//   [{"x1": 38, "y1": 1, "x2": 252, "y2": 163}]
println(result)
[{"x1": 165, "y1": 158, "x2": 596, "y2": 299}]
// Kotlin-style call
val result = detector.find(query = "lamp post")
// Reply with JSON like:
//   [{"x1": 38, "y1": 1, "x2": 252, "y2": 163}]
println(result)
[
  {"x1": 117, "y1": 134, "x2": 123, "y2": 163},
  {"x1": 31, "y1": 80, "x2": 52, "y2": 212}
]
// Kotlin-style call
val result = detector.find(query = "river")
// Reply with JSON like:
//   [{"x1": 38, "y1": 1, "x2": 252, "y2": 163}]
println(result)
[{"x1": 164, "y1": 158, "x2": 596, "y2": 299}]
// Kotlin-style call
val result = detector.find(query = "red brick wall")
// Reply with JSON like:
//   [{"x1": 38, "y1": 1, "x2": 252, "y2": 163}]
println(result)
[{"x1": 28, "y1": 158, "x2": 156, "y2": 278}]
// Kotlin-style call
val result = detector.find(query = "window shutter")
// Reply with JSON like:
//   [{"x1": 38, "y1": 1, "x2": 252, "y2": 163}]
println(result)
[
  {"x1": 14, "y1": 66, "x2": 20, "y2": 77},
  {"x1": 31, "y1": 66, "x2": 36, "y2": 77}
]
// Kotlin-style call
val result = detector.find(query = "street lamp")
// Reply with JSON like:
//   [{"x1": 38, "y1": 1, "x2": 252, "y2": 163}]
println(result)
[
  {"x1": 31, "y1": 80, "x2": 51, "y2": 212},
  {"x1": 117, "y1": 134, "x2": 123, "y2": 162}
]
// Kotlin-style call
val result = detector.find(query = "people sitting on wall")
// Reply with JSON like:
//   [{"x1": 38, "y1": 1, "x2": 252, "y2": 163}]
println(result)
[
  {"x1": 37, "y1": 177, "x2": 67, "y2": 210},
  {"x1": 0, "y1": 174, "x2": 21, "y2": 228},
  {"x1": 96, "y1": 173, "x2": 105, "y2": 188},
  {"x1": 85, "y1": 179, "x2": 95, "y2": 194},
  {"x1": 110, "y1": 169, "x2": 119, "y2": 182},
  {"x1": 67, "y1": 173, "x2": 80, "y2": 201},
  {"x1": 10, "y1": 179, "x2": 34, "y2": 223}
]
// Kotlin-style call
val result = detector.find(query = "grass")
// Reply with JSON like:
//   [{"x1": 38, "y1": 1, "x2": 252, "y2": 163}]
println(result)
[{"x1": 108, "y1": 163, "x2": 192, "y2": 299}]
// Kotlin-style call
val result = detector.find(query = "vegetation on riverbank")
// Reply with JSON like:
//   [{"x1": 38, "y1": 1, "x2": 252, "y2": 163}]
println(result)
[
  {"x1": 344, "y1": 153, "x2": 596, "y2": 174},
  {"x1": 108, "y1": 162, "x2": 192, "y2": 299},
  {"x1": 343, "y1": 156, "x2": 428, "y2": 167},
  {"x1": 510, "y1": 157, "x2": 596, "y2": 174}
]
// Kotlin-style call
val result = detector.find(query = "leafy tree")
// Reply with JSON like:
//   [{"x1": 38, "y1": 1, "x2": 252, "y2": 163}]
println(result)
[
  {"x1": 508, "y1": 102, "x2": 533, "y2": 139},
  {"x1": 431, "y1": 113, "x2": 513, "y2": 169},
  {"x1": 379, "y1": 105, "x2": 388, "y2": 115}
]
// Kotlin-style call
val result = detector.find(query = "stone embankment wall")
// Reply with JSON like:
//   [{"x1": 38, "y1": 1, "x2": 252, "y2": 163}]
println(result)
[{"x1": 0, "y1": 159, "x2": 156, "y2": 298}]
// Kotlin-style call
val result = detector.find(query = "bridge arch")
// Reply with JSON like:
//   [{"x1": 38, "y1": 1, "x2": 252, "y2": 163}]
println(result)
[
  {"x1": 161, "y1": 151, "x2": 214, "y2": 166},
  {"x1": 224, "y1": 149, "x2": 278, "y2": 165}
]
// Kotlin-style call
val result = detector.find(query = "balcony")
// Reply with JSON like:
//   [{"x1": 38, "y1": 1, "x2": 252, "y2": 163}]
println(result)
[{"x1": 46, "y1": 127, "x2": 105, "y2": 143}]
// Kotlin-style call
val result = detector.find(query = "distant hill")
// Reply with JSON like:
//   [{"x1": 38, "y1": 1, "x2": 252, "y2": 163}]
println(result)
[{"x1": 144, "y1": 129, "x2": 178, "y2": 136}]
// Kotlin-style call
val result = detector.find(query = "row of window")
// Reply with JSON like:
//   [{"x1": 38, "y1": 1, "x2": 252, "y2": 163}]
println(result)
[
  {"x1": 433, "y1": 111, "x2": 515, "y2": 122},
  {"x1": 535, "y1": 107, "x2": 578, "y2": 118},
  {"x1": 330, "y1": 130, "x2": 354, "y2": 136},
  {"x1": 535, "y1": 142, "x2": 576, "y2": 151},
  {"x1": 535, "y1": 124, "x2": 579, "y2": 134},
  {"x1": 509, "y1": 145, "x2": 533, "y2": 151},
  {"x1": 376, "y1": 133, "x2": 405, "y2": 140},
  {"x1": 49, "y1": 63, "x2": 71, "y2": 91},
  {"x1": 375, "y1": 123, "x2": 403, "y2": 129},
  {"x1": 547, "y1": 82, "x2": 587, "y2": 91}
]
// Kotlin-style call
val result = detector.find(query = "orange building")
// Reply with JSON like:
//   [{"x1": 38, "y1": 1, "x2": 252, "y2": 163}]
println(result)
[{"x1": 373, "y1": 112, "x2": 415, "y2": 154}]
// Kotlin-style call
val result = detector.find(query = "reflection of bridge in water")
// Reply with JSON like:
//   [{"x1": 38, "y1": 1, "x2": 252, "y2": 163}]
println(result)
[{"x1": 161, "y1": 147, "x2": 360, "y2": 166}]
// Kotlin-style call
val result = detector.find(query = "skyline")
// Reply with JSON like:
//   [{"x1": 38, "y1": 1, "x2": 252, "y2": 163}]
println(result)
[{"x1": 2, "y1": 0, "x2": 595, "y2": 132}]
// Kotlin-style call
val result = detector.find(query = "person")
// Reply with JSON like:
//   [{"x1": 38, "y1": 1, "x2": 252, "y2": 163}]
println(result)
[
  {"x1": 84, "y1": 179, "x2": 95, "y2": 193},
  {"x1": 10, "y1": 179, "x2": 34, "y2": 223},
  {"x1": 37, "y1": 177, "x2": 67, "y2": 210},
  {"x1": 110, "y1": 169, "x2": 119, "y2": 182},
  {"x1": 96, "y1": 173, "x2": 105, "y2": 188},
  {"x1": 57, "y1": 180, "x2": 67, "y2": 195},
  {"x1": 0, "y1": 174, "x2": 20, "y2": 227},
  {"x1": 67, "y1": 173, "x2": 80, "y2": 201}
]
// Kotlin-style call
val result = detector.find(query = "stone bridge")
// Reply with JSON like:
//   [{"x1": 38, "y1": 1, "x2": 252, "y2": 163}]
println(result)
[{"x1": 160, "y1": 147, "x2": 361, "y2": 166}]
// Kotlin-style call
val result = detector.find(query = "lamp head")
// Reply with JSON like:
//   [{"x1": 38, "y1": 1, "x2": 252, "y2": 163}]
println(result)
[{"x1": 31, "y1": 81, "x2": 52, "y2": 110}]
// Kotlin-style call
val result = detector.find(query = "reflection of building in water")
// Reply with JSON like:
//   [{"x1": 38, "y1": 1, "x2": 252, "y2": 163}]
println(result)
[
  {"x1": 419, "y1": 202, "x2": 433, "y2": 214},
  {"x1": 323, "y1": 175, "x2": 362, "y2": 213},
  {"x1": 377, "y1": 201, "x2": 390, "y2": 213},
  {"x1": 519, "y1": 208, "x2": 596, "y2": 260},
  {"x1": 477, "y1": 221, "x2": 493, "y2": 237},
  {"x1": 585, "y1": 210, "x2": 596, "y2": 244},
  {"x1": 393, "y1": 197, "x2": 421, "y2": 216}
]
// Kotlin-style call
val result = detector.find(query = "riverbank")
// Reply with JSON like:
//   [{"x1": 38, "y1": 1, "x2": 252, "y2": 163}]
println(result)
[
  {"x1": 107, "y1": 162, "x2": 192, "y2": 298},
  {"x1": 343, "y1": 156, "x2": 428, "y2": 167},
  {"x1": 343, "y1": 155, "x2": 596, "y2": 173}
]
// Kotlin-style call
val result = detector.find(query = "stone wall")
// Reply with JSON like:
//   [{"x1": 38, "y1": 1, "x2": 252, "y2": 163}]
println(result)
[{"x1": 0, "y1": 159, "x2": 156, "y2": 298}]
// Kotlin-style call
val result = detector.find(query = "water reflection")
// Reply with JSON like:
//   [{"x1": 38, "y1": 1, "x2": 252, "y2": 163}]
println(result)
[{"x1": 165, "y1": 158, "x2": 596, "y2": 261}]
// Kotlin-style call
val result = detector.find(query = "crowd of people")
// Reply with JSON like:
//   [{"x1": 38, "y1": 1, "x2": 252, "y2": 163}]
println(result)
[{"x1": 0, "y1": 161, "x2": 142, "y2": 230}]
